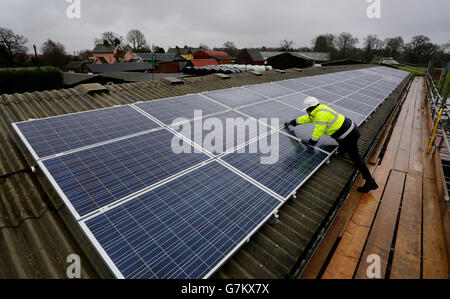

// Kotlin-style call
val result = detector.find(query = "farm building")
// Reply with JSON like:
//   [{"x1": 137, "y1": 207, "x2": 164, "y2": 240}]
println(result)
[{"x1": 235, "y1": 49, "x2": 265, "y2": 65}]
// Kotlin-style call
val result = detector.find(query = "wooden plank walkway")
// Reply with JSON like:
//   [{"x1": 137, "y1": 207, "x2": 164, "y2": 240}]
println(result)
[{"x1": 301, "y1": 76, "x2": 449, "y2": 279}]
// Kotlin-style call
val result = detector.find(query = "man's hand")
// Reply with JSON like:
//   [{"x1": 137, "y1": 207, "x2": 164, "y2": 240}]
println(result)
[
  {"x1": 301, "y1": 139, "x2": 318, "y2": 147},
  {"x1": 285, "y1": 120, "x2": 298, "y2": 128}
]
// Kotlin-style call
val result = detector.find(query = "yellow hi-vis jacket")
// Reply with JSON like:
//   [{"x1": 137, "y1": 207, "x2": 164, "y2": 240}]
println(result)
[{"x1": 297, "y1": 104, "x2": 345, "y2": 142}]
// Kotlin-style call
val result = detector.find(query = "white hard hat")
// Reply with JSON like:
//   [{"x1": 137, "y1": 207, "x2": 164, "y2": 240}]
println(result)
[{"x1": 304, "y1": 96, "x2": 320, "y2": 112}]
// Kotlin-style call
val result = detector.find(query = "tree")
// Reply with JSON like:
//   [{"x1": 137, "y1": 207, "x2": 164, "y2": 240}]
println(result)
[
  {"x1": 76, "y1": 49, "x2": 92, "y2": 61},
  {"x1": 0, "y1": 27, "x2": 28, "y2": 55},
  {"x1": 335, "y1": 32, "x2": 359, "y2": 59},
  {"x1": 403, "y1": 35, "x2": 438, "y2": 64},
  {"x1": 312, "y1": 34, "x2": 335, "y2": 53},
  {"x1": 384, "y1": 37, "x2": 404, "y2": 59},
  {"x1": 222, "y1": 41, "x2": 239, "y2": 56},
  {"x1": 41, "y1": 39, "x2": 70, "y2": 69},
  {"x1": 152, "y1": 44, "x2": 165, "y2": 53},
  {"x1": 280, "y1": 39, "x2": 295, "y2": 52},
  {"x1": 363, "y1": 34, "x2": 384, "y2": 63},
  {"x1": 127, "y1": 29, "x2": 148, "y2": 52},
  {"x1": 199, "y1": 43, "x2": 211, "y2": 51},
  {"x1": 94, "y1": 31, "x2": 123, "y2": 45}
]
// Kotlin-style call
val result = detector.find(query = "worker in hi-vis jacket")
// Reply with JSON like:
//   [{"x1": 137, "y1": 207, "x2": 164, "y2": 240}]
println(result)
[{"x1": 285, "y1": 96, "x2": 378, "y2": 193}]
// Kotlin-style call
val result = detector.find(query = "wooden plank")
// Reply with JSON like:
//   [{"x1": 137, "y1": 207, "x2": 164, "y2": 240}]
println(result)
[
  {"x1": 390, "y1": 174, "x2": 422, "y2": 278},
  {"x1": 423, "y1": 177, "x2": 449, "y2": 278},
  {"x1": 300, "y1": 163, "x2": 377, "y2": 279},
  {"x1": 321, "y1": 166, "x2": 393, "y2": 279},
  {"x1": 354, "y1": 170, "x2": 406, "y2": 279},
  {"x1": 394, "y1": 126, "x2": 412, "y2": 173},
  {"x1": 369, "y1": 124, "x2": 391, "y2": 165},
  {"x1": 408, "y1": 128, "x2": 423, "y2": 176}
]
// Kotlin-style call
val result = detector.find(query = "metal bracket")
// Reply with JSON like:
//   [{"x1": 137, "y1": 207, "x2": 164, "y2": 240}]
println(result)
[{"x1": 269, "y1": 211, "x2": 280, "y2": 225}]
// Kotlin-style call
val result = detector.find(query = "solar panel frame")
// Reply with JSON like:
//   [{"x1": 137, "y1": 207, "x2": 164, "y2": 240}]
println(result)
[
  {"x1": 38, "y1": 128, "x2": 212, "y2": 219},
  {"x1": 203, "y1": 87, "x2": 269, "y2": 109},
  {"x1": 135, "y1": 94, "x2": 230, "y2": 126},
  {"x1": 220, "y1": 132, "x2": 332, "y2": 200},
  {"x1": 13, "y1": 105, "x2": 162, "y2": 160},
  {"x1": 79, "y1": 161, "x2": 283, "y2": 279},
  {"x1": 243, "y1": 83, "x2": 295, "y2": 98}
]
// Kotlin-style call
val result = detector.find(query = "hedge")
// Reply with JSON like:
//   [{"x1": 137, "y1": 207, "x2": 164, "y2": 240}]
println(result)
[{"x1": 0, "y1": 67, "x2": 63, "y2": 95}]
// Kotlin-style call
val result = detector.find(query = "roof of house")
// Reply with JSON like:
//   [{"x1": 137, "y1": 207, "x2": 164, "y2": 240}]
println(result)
[
  {"x1": 262, "y1": 52, "x2": 331, "y2": 62},
  {"x1": 0, "y1": 64, "x2": 411, "y2": 279},
  {"x1": 92, "y1": 44, "x2": 118, "y2": 53},
  {"x1": 86, "y1": 62, "x2": 154, "y2": 73},
  {"x1": 240, "y1": 49, "x2": 265, "y2": 62},
  {"x1": 189, "y1": 59, "x2": 219, "y2": 67},
  {"x1": 63, "y1": 72, "x2": 98, "y2": 86},
  {"x1": 134, "y1": 53, "x2": 185, "y2": 62},
  {"x1": 167, "y1": 47, "x2": 202, "y2": 55}
]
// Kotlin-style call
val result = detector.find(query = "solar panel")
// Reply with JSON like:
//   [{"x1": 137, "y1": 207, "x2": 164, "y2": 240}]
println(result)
[
  {"x1": 244, "y1": 83, "x2": 294, "y2": 98},
  {"x1": 274, "y1": 79, "x2": 313, "y2": 92},
  {"x1": 203, "y1": 87, "x2": 268, "y2": 108},
  {"x1": 221, "y1": 133, "x2": 330, "y2": 199},
  {"x1": 358, "y1": 88, "x2": 387, "y2": 101},
  {"x1": 14, "y1": 106, "x2": 160, "y2": 159},
  {"x1": 303, "y1": 88, "x2": 342, "y2": 104},
  {"x1": 82, "y1": 161, "x2": 281, "y2": 279},
  {"x1": 324, "y1": 84, "x2": 354, "y2": 97},
  {"x1": 135, "y1": 94, "x2": 228, "y2": 125},
  {"x1": 347, "y1": 93, "x2": 380, "y2": 107},
  {"x1": 277, "y1": 93, "x2": 308, "y2": 110},
  {"x1": 41, "y1": 129, "x2": 210, "y2": 218},
  {"x1": 171, "y1": 111, "x2": 264, "y2": 155},
  {"x1": 328, "y1": 105, "x2": 366, "y2": 127},
  {"x1": 334, "y1": 98, "x2": 375, "y2": 116}
]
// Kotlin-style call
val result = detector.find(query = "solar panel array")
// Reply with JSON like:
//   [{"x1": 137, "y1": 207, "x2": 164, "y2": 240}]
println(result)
[{"x1": 13, "y1": 66, "x2": 409, "y2": 279}]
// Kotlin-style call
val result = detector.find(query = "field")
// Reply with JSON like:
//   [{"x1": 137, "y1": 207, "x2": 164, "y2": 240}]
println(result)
[{"x1": 399, "y1": 65, "x2": 427, "y2": 75}]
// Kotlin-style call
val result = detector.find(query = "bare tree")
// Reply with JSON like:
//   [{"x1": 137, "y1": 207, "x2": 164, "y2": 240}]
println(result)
[
  {"x1": 280, "y1": 39, "x2": 295, "y2": 52},
  {"x1": 0, "y1": 27, "x2": 28, "y2": 55},
  {"x1": 403, "y1": 35, "x2": 439, "y2": 64},
  {"x1": 94, "y1": 31, "x2": 123, "y2": 45},
  {"x1": 199, "y1": 43, "x2": 211, "y2": 51},
  {"x1": 335, "y1": 32, "x2": 359, "y2": 59},
  {"x1": 127, "y1": 29, "x2": 148, "y2": 52}
]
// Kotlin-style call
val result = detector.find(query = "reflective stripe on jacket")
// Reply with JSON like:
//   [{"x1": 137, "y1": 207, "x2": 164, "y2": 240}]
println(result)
[{"x1": 296, "y1": 104, "x2": 345, "y2": 141}]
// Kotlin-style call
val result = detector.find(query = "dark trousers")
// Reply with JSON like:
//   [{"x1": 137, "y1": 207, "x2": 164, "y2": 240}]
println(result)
[{"x1": 337, "y1": 126, "x2": 373, "y2": 181}]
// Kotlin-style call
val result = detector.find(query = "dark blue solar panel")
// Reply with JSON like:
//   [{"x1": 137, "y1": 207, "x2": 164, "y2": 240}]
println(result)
[
  {"x1": 204, "y1": 88, "x2": 267, "y2": 108},
  {"x1": 16, "y1": 106, "x2": 160, "y2": 158},
  {"x1": 244, "y1": 83, "x2": 294, "y2": 98},
  {"x1": 43, "y1": 129, "x2": 209, "y2": 217},
  {"x1": 303, "y1": 88, "x2": 342, "y2": 104},
  {"x1": 334, "y1": 98, "x2": 374, "y2": 116},
  {"x1": 358, "y1": 89, "x2": 386, "y2": 101},
  {"x1": 324, "y1": 84, "x2": 354, "y2": 96},
  {"x1": 135, "y1": 94, "x2": 228, "y2": 125},
  {"x1": 172, "y1": 111, "x2": 265, "y2": 155},
  {"x1": 274, "y1": 79, "x2": 313, "y2": 92},
  {"x1": 347, "y1": 93, "x2": 379, "y2": 107},
  {"x1": 298, "y1": 76, "x2": 329, "y2": 86},
  {"x1": 221, "y1": 133, "x2": 329, "y2": 198},
  {"x1": 277, "y1": 93, "x2": 308, "y2": 110},
  {"x1": 84, "y1": 161, "x2": 280, "y2": 279},
  {"x1": 328, "y1": 105, "x2": 366, "y2": 127}
]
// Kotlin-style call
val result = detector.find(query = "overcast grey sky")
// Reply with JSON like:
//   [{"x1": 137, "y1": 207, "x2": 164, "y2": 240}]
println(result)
[{"x1": 1, "y1": 0, "x2": 449, "y2": 54}]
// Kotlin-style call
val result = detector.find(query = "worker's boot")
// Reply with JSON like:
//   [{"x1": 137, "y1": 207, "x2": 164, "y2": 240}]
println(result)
[{"x1": 358, "y1": 179, "x2": 378, "y2": 193}]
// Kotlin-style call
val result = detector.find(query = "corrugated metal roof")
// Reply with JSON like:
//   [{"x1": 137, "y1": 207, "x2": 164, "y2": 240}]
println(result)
[
  {"x1": 190, "y1": 59, "x2": 219, "y2": 67},
  {"x1": 0, "y1": 64, "x2": 409, "y2": 278}
]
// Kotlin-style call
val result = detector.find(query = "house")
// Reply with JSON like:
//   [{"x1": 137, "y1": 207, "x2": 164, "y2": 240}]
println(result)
[
  {"x1": 267, "y1": 52, "x2": 331, "y2": 69},
  {"x1": 124, "y1": 52, "x2": 185, "y2": 65},
  {"x1": 92, "y1": 42, "x2": 126, "y2": 64},
  {"x1": 262, "y1": 51, "x2": 331, "y2": 65},
  {"x1": 193, "y1": 51, "x2": 234, "y2": 64},
  {"x1": 167, "y1": 46, "x2": 201, "y2": 61},
  {"x1": 235, "y1": 49, "x2": 265, "y2": 65},
  {"x1": 65, "y1": 61, "x2": 89, "y2": 73},
  {"x1": 86, "y1": 62, "x2": 154, "y2": 74}
]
